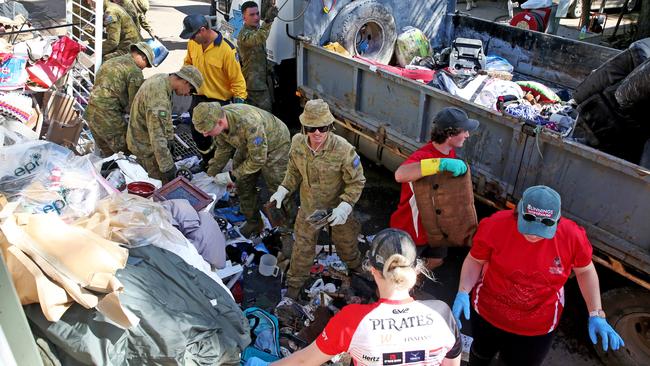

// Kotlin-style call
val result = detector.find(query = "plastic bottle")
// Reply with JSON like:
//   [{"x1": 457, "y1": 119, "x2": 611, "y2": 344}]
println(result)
[{"x1": 579, "y1": 26, "x2": 587, "y2": 40}]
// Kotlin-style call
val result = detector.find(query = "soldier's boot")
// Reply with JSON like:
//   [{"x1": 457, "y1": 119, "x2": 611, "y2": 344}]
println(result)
[
  {"x1": 240, "y1": 218, "x2": 264, "y2": 238},
  {"x1": 286, "y1": 286, "x2": 301, "y2": 300}
]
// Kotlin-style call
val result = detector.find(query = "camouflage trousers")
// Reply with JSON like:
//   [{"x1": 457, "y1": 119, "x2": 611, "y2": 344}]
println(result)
[
  {"x1": 85, "y1": 109, "x2": 129, "y2": 157},
  {"x1": 135, "y1": 154, "x2": 162, "y2": 180},
  {"x1": 246, "y1": 88, "x2": 272, "y2": 113},
  {"x1": 286, "y1": 208, "x2": 361, "y2": 292},
  {"x1": 237, "y1": 144, "x2": 295, "y2": 228}
]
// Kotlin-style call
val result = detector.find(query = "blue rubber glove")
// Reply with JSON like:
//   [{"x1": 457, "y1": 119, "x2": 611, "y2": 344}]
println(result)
[
  {"x1": 244, "y1": 357, "x2": 270, "y2": 366},
  {"x1": 588, "y1": 316, "x2": 625, "y2": 352},
  {"x1": 452, "y1": 291, "x2": 470, "y2": 329},
  {"x1": 232, "y1": 97, "x2": 246, "y2": 104},
  {"x1": 439, "y1": 158, "x2": 468, "y2": 177}
]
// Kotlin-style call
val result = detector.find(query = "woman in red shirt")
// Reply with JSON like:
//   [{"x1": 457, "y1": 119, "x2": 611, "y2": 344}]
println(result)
[{"x1": 452, "y1": 185, "x2": 624, "y2": 365}]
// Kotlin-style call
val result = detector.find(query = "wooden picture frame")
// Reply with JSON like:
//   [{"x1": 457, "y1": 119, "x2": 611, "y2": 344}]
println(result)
[{"x1": 152, "y1": 176, "x2": 213, "y2": 211}]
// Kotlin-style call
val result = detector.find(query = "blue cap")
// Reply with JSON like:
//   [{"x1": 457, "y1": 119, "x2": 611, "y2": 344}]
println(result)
[
  {"x1": 180, "y1": 14, "x2": 208, "y2": 39},
  {"x1": 433, "y1": 107, "x2": 479, "y2": 132},
  {"x1": 517, "y1": 185, "x2": 561, "y2": 239}
]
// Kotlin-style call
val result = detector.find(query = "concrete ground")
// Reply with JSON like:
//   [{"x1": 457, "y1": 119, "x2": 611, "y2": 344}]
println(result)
[{"x1": 459, "y1": 0, "x2": 639, "y2": 46}]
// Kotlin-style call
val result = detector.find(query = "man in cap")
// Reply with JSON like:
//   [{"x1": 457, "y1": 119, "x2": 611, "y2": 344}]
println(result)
[
  {"x1": 86, "y1": 41, "x2": 154, "y2": 156},
  {"x1": 180, "y1": 14, "x2": 247, "y2": 164},
  {"x1": 390, "y1": 107, "x2": 479, "y2": 270},
  {"x1": 237, "y1": 1, "x2": 278, "y2": 112},
  {"x1": 269, "y1": 99, "x2": 366, "y2": 299},
  {"x1": 192, "y1": 102, "x2": 292, "y2": 236},
  {"x1": 452, "y1": 185, "x2": 624, "y2": 365},
  {"x1": 86, "y1": 0, "x2": 142, "y2": 61},
  {"x1": 127, "y1": 65, "x2": 203, "y2": 183}
]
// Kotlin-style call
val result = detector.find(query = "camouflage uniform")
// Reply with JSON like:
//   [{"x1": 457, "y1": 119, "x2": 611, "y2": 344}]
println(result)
[
  {"x1": 103, "y1": 1, "x2": 142, "y2": 60},
  {"x1": 237, "y1": 18, "x2": 274, "y2": 111},
  {"x1": 194, "y1": 103, "x2": 292, "y2": 228},
  {"x1": 120, "y1": 0, "x2": 153, "y2": 35},
  {"x1": 126, "y1": 73, "x2": 174, "y2": 179},
  {"x1": 282, "y1": 133, "x2": 366, "y2": 292},
  {"x1": 85, "y1": 54, "x2": 143, "y2": 156}
]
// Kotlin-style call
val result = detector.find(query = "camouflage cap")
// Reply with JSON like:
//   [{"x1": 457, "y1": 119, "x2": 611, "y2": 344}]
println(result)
[
  {"x1": 192, "y1": 102, "x2": 224, "y2": 133},
  {"x1": 130, "y1": 41, "x2": 155, "y2": 67},
  {"x1": 299, "y1": 99, "x2": 335, "y2": 127},
  {"x1": 173, "y1": 65, "x2": 203, "y2": 92}
]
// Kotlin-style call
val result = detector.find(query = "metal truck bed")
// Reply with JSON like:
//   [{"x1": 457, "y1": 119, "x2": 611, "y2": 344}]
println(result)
[{"x1": 296, "y1": 15, "x2": 650, "y2": 278}]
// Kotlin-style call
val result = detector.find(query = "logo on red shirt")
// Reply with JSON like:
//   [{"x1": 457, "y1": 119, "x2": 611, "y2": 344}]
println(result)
[{"x1": 382, "y1": 352, "x2": 403, "y2": 365}]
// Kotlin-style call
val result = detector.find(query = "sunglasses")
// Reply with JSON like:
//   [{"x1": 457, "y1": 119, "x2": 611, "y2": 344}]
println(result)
[
  {"x1": 304, "y1": 124, "x2": 332, "y2": 133},
  {"x1": 522, "y1": 213, "x2": 557, "y2": 227},
  {"x1": 190, "y1": 27, "x2": 204, "y2": 40}
]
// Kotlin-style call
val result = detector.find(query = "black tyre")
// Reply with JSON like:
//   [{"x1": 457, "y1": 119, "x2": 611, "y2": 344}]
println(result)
[
  {"x1": 597, "y1": 287, "x2": 650, "y2": 365},
  {"x1": 568, "y1": 0, "x2": 582, "y2": 19},
  {"x1": 329, "y1": 0, "x2": 397, "y2": 64}
]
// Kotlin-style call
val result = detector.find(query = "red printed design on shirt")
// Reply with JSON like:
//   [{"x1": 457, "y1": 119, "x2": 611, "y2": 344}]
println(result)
[{"x1": 389, "y1": 143, "x2": 455, "y2": 245}]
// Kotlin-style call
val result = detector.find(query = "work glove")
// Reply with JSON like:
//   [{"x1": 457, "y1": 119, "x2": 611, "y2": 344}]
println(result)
[
  {"x1": 161, "y1": 166, "x2": 178, "y2": 184},
  {"x1": 328, "y1": 201, "x2": 353, "y2": 226},
  {"x1": 264, "y1": 6, "x2": 279, "y2": 23},
  {"x1": 244, "y1": 357, "x2": 270, "y2": 366},
  {"x1": 452, "y1": 291, "x2": 470, "y2": 330},
  {"x1": 214, "y1": 172, "x2": 234, "y2": 186},
  {"x1": 269, "y1": 185, "x2": 289, "y2": 209},
  {"x1": 232, "y1": 97, "x2": 246, "y2": 104},
  {"x1": 588, "y1": 316, "x2": 625, "y2": 352},
  {"x1": 420, "y1": 158, "x2": 467, "y2": 177}
]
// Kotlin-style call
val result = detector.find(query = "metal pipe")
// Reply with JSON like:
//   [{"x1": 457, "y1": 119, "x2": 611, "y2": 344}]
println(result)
[{"x1": 0, "y1": 23, "x2": 74, "y2": 36}]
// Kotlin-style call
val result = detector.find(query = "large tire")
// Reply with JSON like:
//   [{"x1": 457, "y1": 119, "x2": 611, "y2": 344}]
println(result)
[
  {"x1": 597, "y1": 287, "x2": 650, "y2": 365},
  {"x1": 329, "y1": 0, "x2": 397, "y2": 64},
  {"x1": 568, "y1": 0, "x2": 582, "y2": 19}
]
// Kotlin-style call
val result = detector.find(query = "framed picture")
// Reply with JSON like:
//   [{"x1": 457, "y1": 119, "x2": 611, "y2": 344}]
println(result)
[{"x1": 152, "y1": 176, "x2": 213, "y2": 211}]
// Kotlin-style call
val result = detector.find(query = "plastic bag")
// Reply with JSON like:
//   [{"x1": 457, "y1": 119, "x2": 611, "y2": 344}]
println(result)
[
  {"x1": 485, "y1": 55, "x2": 514, "y2": 73},
  {"x1": 615, "y1": 58, "x2": 650, "y2": 110},
  {"x1": 0, "y1": 141, "x2": 112, "y2": 220},
  {"x1": 0, "y1": 53, "x2": 28, "y2": 90},
  {"x1": 521, "y1": 0, "x2": 552, "y2": 9},
  {"x1": 474, "y1": 79, "x2": 523, "y2": 111},
  {"x1": 395, "y1": 27, "x2": 431, "y2": 67}
]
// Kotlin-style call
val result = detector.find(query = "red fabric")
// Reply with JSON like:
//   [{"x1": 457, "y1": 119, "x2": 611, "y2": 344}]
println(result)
[
  {"x1": 469, "y1": 210, "x2": 593, "y2": 336},
  {"x1": 316, "y1": 301, "x2": 383, "y2": 355},
  {"x1": 27, "y1": 36, "x2": 84, "y2": 89},
  {"x1": 389, "y1": 143, "x2": 455, "y2": 245},
  {"x1": 354, "y1": 55, "x2": 436, "y2": 84}
]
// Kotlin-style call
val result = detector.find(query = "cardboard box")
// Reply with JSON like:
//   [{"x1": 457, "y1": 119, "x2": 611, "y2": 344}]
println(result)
[{"x1": 42, "y1": 91, "x2": 83, "y2": 151}]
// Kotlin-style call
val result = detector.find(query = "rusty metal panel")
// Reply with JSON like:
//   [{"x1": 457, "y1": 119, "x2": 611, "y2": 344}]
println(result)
[{"x1": 515, "y1": 132, "x2": 650, "y2": 272}]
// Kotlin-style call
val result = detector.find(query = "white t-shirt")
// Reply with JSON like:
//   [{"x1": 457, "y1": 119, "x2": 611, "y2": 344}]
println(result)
[{"x1": 316, "y1": 298, "x2": 461, "y2": 365}]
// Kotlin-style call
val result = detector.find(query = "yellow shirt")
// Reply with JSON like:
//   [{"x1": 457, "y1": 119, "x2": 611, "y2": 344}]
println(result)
[{"x1": 184, "y1": 33, "x2": 247, "y2": 101}]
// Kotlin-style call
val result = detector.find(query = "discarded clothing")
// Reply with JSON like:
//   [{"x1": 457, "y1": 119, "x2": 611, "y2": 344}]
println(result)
[
  {"x1": 24, "y1": 244, "x2": 250, "y2": 366},
  {"x1": 161, "y1": 198, "x2": 227, "y2": 269}
]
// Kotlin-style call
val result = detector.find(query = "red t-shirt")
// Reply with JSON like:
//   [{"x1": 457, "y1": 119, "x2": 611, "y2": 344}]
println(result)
[
  {"x1": 470, "y1": 210, "x2": 593, "y2": 336},
  {"x1": 389, "y1": 143, "x2": 455, "y2": 245},
  {"x1": 316, "y1": 298, "x2": 461, "y2": 365}
]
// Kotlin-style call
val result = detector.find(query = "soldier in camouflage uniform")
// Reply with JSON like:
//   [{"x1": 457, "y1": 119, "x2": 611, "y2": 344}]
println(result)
[
  {"x1": 269, "y1": 99, "x2": 366, "y2": 298},
  {"x1": 98, "y1": 0, "x2": 143, "y2": 60},
  {"x1": 113, "y1": 0, "x2": 154, "y2": 38},
  {"x1": 192, "y1": 102, "x2": 292, "y2": 236},
  {"x1": 85, "y1": 42, "x2": 154, "y2": 156},
  {"x1": 237, "y1": 1, "x2": 278, "y2": 112},
  {"x1": 127, "y1": 65, "x2": 203, "y2": 183}
]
